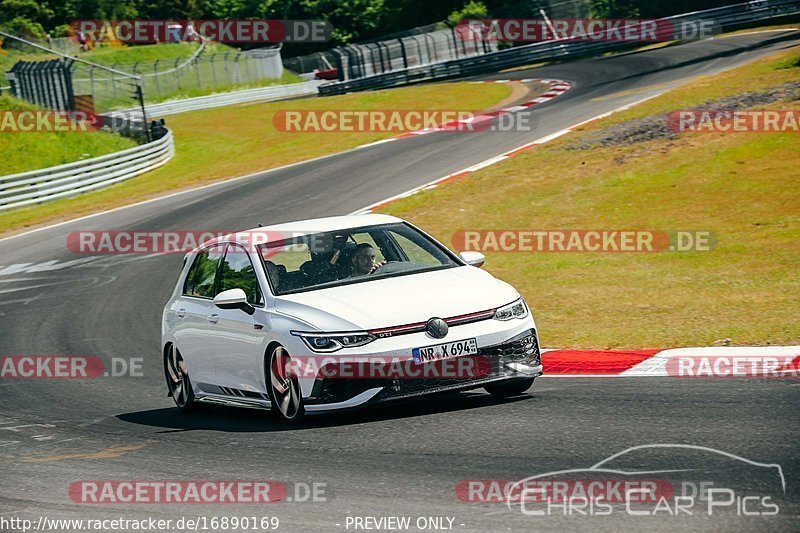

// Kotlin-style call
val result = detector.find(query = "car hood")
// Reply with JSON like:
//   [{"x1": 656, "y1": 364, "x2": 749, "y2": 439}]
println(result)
[{"x1": 274, "y1": 266, "x2": 519, "y2": 331}]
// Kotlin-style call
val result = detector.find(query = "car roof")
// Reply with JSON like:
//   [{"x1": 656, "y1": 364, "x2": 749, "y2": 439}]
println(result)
[{"x1": 204, "y1": 214, "x2": 406, "y2": 250}]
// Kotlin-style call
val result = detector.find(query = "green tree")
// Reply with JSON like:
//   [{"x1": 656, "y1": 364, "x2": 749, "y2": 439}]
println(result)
[
  {"x1": 295, "y1": 0, "x2": 385, "y2": 45},
  {"x1": 588, "y1": 0, "x2": 640, "y2": 18},
  {"x1": 447, "y1": 0, "x2": 488, "y2": 26},
  {"x1": 0, "y1": 0, "x2": 54, "y2": 38},
  {"x1": 2, "y1": 16, "x2": 46, "y2": 38}
]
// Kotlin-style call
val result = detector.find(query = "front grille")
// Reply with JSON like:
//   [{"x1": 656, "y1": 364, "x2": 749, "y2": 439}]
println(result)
[
  {"x1": 369, "y1": 308, "x2": 496, "y2": 339},
  {"x1": 307, "y1": 329, "x2": 540, "y2": 405},
  {"x1": 484, "y1": 328, "x2": 541, "y2": 367}
]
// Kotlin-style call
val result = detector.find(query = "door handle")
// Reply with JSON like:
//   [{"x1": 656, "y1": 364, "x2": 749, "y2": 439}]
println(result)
[
  {"x1": 176, "y1": 308, "x2": 187, "y2": 318},
  {"x1": 207, "y1": 314, "x2": 219, "y2": 324}
]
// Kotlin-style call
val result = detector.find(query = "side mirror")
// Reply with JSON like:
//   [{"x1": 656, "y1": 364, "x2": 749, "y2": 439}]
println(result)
[
  {"x1": 214, "y1": 288, "x2": 255, "y2": 315},
  {"x1": 459, "y1": 251, "x2": 485, "y2": 268}
]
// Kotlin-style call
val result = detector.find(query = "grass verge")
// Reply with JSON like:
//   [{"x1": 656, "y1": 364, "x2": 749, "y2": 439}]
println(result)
[
  {"x1": 77, "y1": 42, "x2": 231, "y2": 65},
  {"x1": 0, "y1": 81, "x2": 512, "y2": 235},
  {"x1": 0, "y1": 95, "x2": 138, "y2": 175},
  {"x1": 379, "y1": 48, "x2": 800, "y2": 348}
]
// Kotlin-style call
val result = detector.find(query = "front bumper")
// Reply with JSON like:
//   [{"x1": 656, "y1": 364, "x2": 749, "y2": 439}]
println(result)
[{"x1": 304, "y1": 328, "x2": 542, "y2": 410}]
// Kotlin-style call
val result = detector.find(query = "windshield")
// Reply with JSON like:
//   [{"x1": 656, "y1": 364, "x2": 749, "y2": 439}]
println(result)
[{"x1": 258, "y1": 222, "x2": 459, "y2": 295}]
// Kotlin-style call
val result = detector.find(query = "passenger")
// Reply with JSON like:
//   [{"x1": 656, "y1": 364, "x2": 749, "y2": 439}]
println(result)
[
  {"x1": 302, "y1": 232, "x2": 339, "y2": 284},
  {"x1": 264, "y1": 260, "x2": 281, "y2": 290},
  {"x1": 350, "y1": 243, "x2": 384, "y2": 276}
]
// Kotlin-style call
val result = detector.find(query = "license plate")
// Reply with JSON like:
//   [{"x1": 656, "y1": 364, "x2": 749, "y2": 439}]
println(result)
[{"x1": 413, "y1": 338, "x2": 478, "y2": 364}]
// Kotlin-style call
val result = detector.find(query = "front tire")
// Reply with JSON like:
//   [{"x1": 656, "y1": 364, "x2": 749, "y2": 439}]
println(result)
[
  {"x1": 484, "y1": 377, "x2": 535, "y2": 398},
  {"x1": 266, "y1": 345, "x2": 305, "y2": 423},
  {"x1": 165, "y1": 344, "x2": 196, "y2": 412}
]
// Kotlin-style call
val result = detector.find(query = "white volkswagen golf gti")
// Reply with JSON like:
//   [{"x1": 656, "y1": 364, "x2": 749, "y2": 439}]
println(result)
[{"x1": 162, "y1": 214, "x2": 542, "y2": 421}]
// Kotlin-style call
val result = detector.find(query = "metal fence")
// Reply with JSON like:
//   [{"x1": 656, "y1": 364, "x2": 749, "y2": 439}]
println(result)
[
  {"x1": 1, "y1": 28, "x2": 148, "y2": 132},
  {"x1": 283, "y1": 24, "x2": 500, "y2": 81},
  {"x1": 6, "y1": 58, "x2": 76, "y2": 110},
  {"x1": 71, "y1": 44, "x2": 285, "y2": 111},
  {"x1": 2, "y1": 30, "x2": 288, "y2": 119},
  {"x1": 320, "y1": 0, "x2": 800, "y2": 95},
  {"x1": 0, "y1": 129, "x2": 174, "y2": 211},
  {"x1": 331, "y1": 25, "x2": 499, "y2": 81},
  {"x1": 283, "y1": 0, "x2": 586, "y2": 81}
]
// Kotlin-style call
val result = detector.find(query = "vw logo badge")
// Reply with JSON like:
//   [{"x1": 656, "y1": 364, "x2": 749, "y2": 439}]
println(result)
[{"x1": 426, "y1": 318, "x2": 448, "y2": 339}]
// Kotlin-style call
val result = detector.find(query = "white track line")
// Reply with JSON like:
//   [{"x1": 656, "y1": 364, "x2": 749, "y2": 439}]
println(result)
[{"x1": 619, "y1": 346, "x2": 800, "y2": 377}]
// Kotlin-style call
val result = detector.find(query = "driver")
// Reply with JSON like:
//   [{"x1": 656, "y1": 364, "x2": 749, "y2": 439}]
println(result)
[{"x1": 350, "y1": 243, "x2": 384, "y2": 276}]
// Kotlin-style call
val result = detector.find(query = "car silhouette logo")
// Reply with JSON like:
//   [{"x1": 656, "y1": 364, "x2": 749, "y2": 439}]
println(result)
[{"x1": 426, "y1": 318, "x2": 448, "y2": 339}]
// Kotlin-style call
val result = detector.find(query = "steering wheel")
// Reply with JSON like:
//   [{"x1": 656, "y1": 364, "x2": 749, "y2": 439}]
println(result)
[{"x1": 370, "y1": 260, "x2": 401, "y2": 274}]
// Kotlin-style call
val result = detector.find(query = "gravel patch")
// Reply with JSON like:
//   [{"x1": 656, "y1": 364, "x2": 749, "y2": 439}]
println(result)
[{"x1": 568, "y1": 81, "x2": 800, "y2": 149}]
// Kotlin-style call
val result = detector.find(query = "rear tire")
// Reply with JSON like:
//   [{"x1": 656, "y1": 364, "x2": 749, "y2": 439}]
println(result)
[
  {"x1": 484, "y1": 377, "x2": 535, "y2": 398},
  {"x1": 266, "y1": 345, "x2": 305, "y2": 423},
  {"x1": 164, "y1": 344, "x2": 197, "y2": 412}
]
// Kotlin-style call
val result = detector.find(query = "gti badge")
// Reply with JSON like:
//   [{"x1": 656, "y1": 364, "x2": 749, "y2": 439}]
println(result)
[{"x1": 426, "y1": 318, "x2": 448, "y2": 339}]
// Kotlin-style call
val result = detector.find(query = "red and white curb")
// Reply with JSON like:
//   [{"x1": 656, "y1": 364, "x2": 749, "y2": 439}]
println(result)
[
  {"x1": 541, "y1": 346, "x2": 800, "y2": 377},
  {"x1": 354, "y1": 79, "x2": 572, "y2": 148},
  {"x1": 469, "y1": 78, "x2": 548, "y2": 83}
]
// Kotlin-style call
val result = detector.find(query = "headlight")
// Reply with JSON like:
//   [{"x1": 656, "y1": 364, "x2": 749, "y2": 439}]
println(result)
[
  {"x1": 291, "y1": 331, "x2": 376, "y2": 353},
  {"x1": 494, "y1": 298, "x2": 528, "y2": 321}
]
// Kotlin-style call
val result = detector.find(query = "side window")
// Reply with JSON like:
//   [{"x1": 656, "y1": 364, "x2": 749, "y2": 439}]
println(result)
[
  {"x1": 219, "y1": 244, "x2": 264, "y2": 305},
  {"x1": 183, "y1": 245, "x2": 225, "y2": 298},
  {"x1": 260, "y1": 242, "x2": 312, "y2": 294},
  {"x1": 390, "y1": 231, "x2": 442, "y2": 266},
  {"x1": 264, "y1": 242, "x2": 311, "y2": 273}
]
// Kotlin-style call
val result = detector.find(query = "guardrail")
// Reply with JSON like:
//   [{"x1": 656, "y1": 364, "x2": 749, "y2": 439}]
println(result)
[
  {"x1": 320, "y1": 0, "x2": 800, "y2": 95},
  {"x1": 108, "y1": 80, "x2": 323, "y2": 120},
  {"x1": 0, "y1": 129, "x2": 174, "y2": 211},
  {"x1": 0, "y1": 77, "x2": 315, "y2": 212}
]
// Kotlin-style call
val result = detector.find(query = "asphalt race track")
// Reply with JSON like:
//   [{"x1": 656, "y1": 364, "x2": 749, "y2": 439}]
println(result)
[{"x1": 1, "y1": 32, "x2": 799, "y2": 532}]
